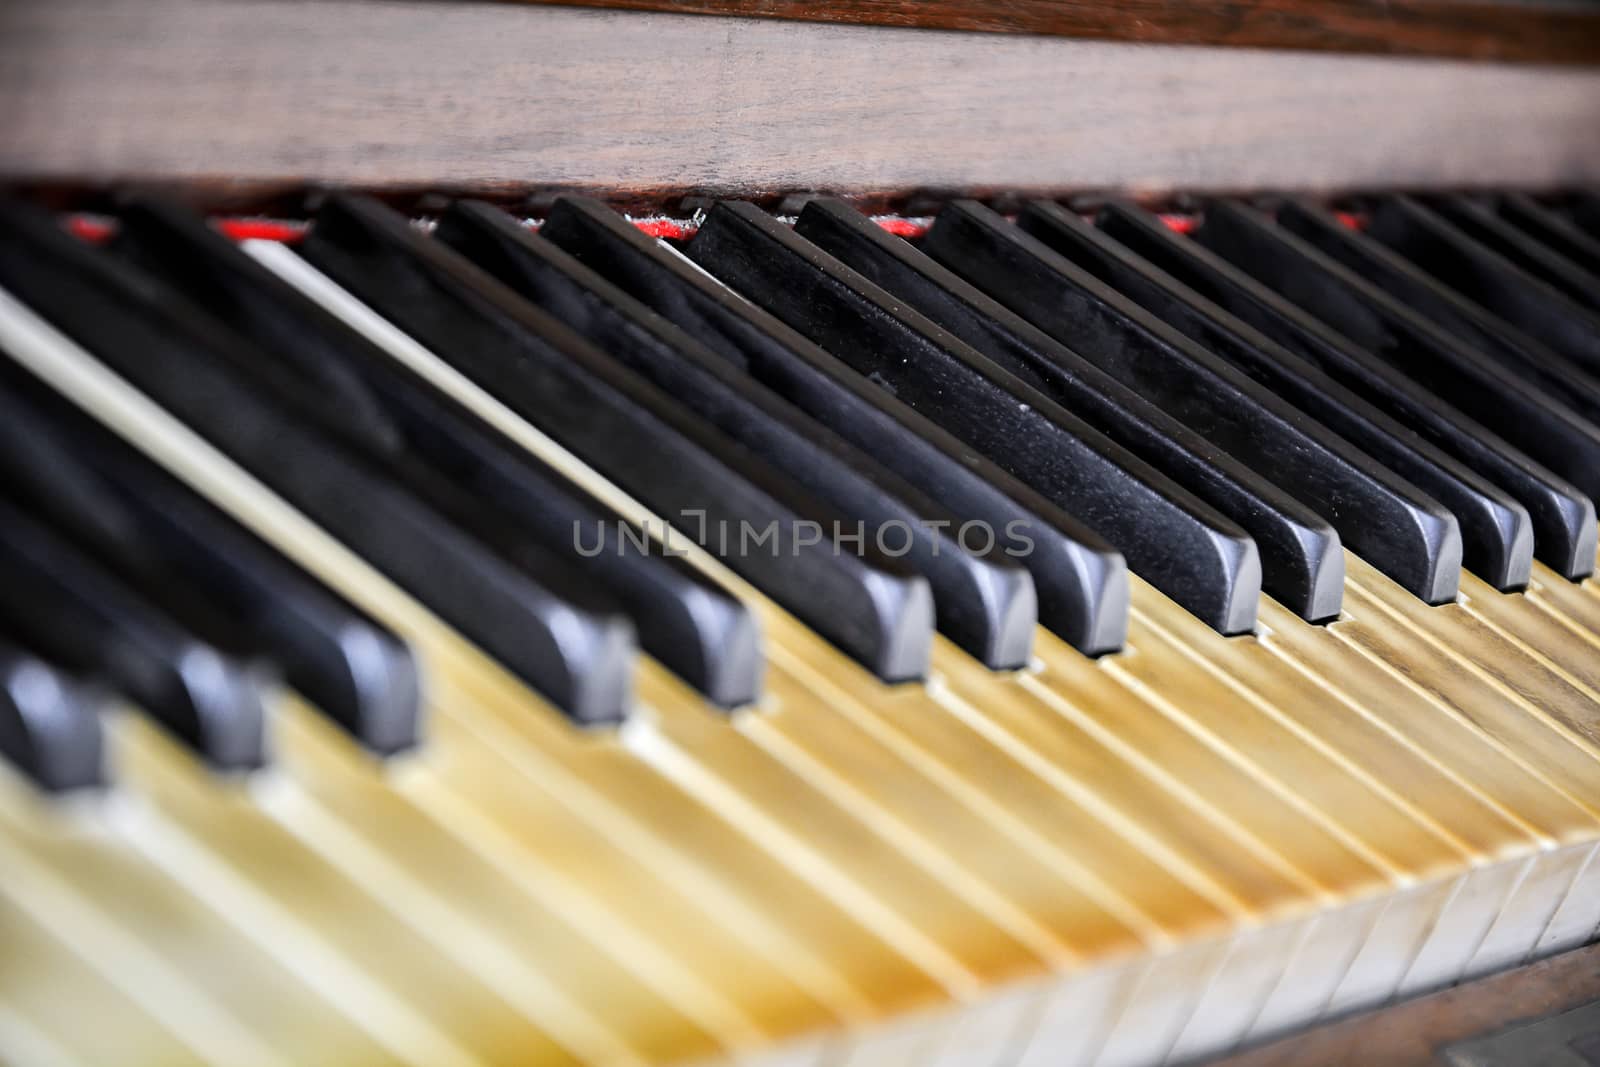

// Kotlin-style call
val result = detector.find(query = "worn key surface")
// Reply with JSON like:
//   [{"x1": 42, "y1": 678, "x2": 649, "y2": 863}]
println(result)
[
  {"x1": 278, "y1": 231, "x2": 1484, "y2": 1062},
  {"x1": 250, "y1": 242, "x2": 1224, "y2": 1017},
  {"x1": 252, "y1": 231, "x2": 1401, "y2": 1062}
]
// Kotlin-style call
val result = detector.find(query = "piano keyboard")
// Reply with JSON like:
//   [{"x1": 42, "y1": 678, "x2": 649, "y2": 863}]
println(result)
[{"x1": 1, "y1": 191, "x2": 1599, "y2": 1067}]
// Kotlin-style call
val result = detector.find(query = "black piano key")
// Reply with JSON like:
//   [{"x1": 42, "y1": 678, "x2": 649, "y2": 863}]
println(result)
[
  {"x1": 1427, "y1": 195, "x2": 1600, "y2": 315},
  {"x1": 1364, "y1": 195, "x2": 1600, "y2": 376},
  {"x1": 1188, "y1": 200, "x2": 1598, "y2": 580},
  {"x1": 913, "y1": 197, "x2": 1460, "y2": 608},
  {"x1": 0, "y1": 638, "x2": 106, "y2": 793},
  {"x1": 1498, "y1": 193, "x2": 1600, "y2": 280},
  {"x1": 0, "y1": 372, "x2": 423, "y2": 753},
  {"x1": 0, "y1": 201, "x2": 637, "y2": 727},
  {"x1": 794, "y1": 196, "x2": 1351, "y2": 620},
  {"x1": 539, "y1": 196, "x2": 1130, "y2": 656},
  {"x1": 435, "y1": 199, "x2": 1035, "y2": 670},
  {"x1": 300, "y1": 195, "x2": 934, "y2": 683},
  {"x1": 113, "y1": 198, "x2": 761, "y2": 707},
  {"x1": 1276, "y1": 198, "x2": 1600, "y2": 424},
  {"x1": 687, "y1": 199, "x2": 1263, "y2": 635},
  {"x1": 109, "y1": 205, "x2": 409, "y2": 459},
  {"x1": 1094, "y1": 201, "x2": 1535, "y2": 592},
  {"x1": 0, "y1": 494, "x2": 267, "y2": 770},
  {"x1": 1573, "y1": 194, "x2": 1600, "y2": 240}
]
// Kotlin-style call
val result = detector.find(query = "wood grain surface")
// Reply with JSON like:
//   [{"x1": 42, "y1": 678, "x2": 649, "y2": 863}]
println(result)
[
  {"x1": 4, "y1": 0, "x2": 1600, "y2": 202},
  {"x1": 511, "y1": 0, "x2": 1600, "y2": 66}
]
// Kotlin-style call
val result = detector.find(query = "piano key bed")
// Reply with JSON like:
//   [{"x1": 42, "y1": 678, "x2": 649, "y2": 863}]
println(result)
[{"x1": 2, "y1": 191, "x2": 1600, "y2": 1067}]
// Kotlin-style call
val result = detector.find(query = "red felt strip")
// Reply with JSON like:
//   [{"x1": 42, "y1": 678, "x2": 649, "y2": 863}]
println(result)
[
  {"x1": 66, "y1": 215, "x2": 115, "y2": 243},
  {"x1": 64, "y1": 214, "x2": 308, "y2": 244},
  {"x1": 65, "y1": 205, "x2": 1357, "y2": 249},
  {"x1": 873, "y1": 217, "x2": 931, "y2": 239},
  {"x1": 215, "y1": 218, "x2": 308, "y2": 243},
  {"x1": 632, "y1": 218, "x2": 696, "y2": 240}
]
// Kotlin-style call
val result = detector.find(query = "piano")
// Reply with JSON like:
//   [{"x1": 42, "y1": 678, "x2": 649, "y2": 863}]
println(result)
[{"x1": 1, "y1": 2, "x2": 1600, "y2": 1064}]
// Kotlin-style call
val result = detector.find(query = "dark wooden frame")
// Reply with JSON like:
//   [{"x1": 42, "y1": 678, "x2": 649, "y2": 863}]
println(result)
[
  {"x1": 1209, "y1": 941, "x2": 1600, "y2": 1066},
  {"x1": 511, "y1": 0, "x2": 1600, "y2": 65},
  {"x1": 7, "y1": 0, "x2": 1599, "y2": 206}
]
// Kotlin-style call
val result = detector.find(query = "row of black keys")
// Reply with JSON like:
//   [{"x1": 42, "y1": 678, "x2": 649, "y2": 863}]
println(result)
[{"x1": 2, "y1": 189, "x2": 1599, "y2": 795}]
